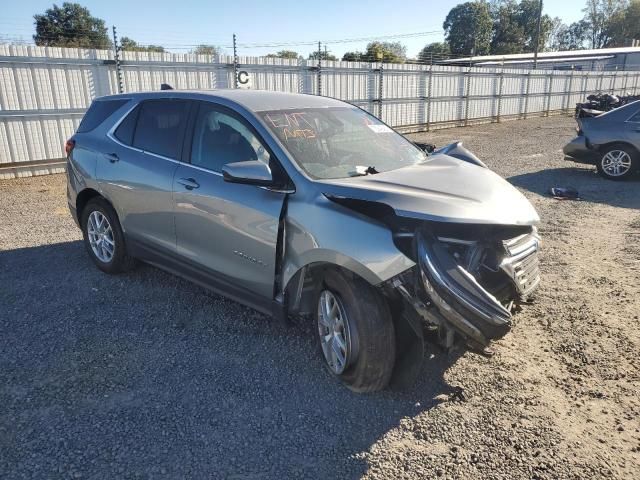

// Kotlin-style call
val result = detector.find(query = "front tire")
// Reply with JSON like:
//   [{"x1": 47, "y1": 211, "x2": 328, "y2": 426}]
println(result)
[
  {"x1": 315, "y1": 269, "x2": 395, "y2": 393},
  {"x1": 81, "y1": 197, "x2": 136, "y2": 274},
  {"x1": 596, "y1": 144, "x2": 638, "y2": 180}
]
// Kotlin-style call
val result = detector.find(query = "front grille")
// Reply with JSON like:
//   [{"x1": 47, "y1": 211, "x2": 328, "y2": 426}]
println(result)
[{"x1": 502, "y1": 233, "x2": 541, "y2": 298}]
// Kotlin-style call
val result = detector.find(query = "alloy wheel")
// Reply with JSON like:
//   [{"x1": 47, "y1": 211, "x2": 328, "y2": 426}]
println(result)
[
  {"x1": 317, "y1": 290, "x2": 352, "y2": 375},
  {"x1": 87, "y1": 211, "x2": 115, "y2": 263},
  {"x1": 601, "y1": 150, "x2": 632, "y2": 177}
]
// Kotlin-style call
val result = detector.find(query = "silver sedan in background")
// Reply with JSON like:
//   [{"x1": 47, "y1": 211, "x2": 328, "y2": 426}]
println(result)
[{"x1": 564, "y1": 100, "x2": 640, "y2": 180}]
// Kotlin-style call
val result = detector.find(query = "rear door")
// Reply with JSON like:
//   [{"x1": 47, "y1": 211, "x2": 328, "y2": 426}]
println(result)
[
  {"x1": 99, "y1": 98, "x2": 191, "y2": 253},
  {"x1": 172, "y1": 101, "x2": 286, "y2": 299}
]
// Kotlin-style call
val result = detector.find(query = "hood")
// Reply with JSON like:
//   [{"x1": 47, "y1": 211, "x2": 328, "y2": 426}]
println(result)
[{"x1": 318, "y1": 154, "x2": 540, "y2": 226}]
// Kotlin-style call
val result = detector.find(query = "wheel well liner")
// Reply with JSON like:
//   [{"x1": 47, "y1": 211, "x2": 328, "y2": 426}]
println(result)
[{"x1": 285, "y1": 262, "x2": 375, "y2": 316}]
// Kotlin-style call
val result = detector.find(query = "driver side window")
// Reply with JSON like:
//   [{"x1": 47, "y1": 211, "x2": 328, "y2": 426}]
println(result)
[{"x1": 190, "y1": 103, "x2": 270, "y2": 172}]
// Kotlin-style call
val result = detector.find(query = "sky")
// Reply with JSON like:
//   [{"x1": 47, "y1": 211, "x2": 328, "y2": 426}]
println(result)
[{"x1": 1, "y1": 0, "x2": 588, "y2": 58}]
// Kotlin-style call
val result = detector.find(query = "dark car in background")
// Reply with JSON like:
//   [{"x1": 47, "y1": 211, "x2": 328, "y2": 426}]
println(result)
[{"x1": 564, "y1": 100, "x2": 640, "y2": 180}]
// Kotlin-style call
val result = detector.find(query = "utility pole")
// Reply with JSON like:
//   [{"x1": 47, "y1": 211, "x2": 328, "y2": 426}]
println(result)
[
  {"x1": 112, "y1": 26, "x2": 124, "y2": 94},
  {"x1": 533, "y1": 0, "x2": 543, "y2": 69}
]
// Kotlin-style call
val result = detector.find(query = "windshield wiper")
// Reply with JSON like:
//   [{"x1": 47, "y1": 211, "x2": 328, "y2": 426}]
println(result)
[{"x1": 349, "y1": 165, "x2": 379, "y2": 177}]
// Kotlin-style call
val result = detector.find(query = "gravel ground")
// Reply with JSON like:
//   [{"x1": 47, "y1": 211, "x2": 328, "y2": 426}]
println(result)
[{"x1": 1, "y1": 115, "x2": 639, "y2": 479}]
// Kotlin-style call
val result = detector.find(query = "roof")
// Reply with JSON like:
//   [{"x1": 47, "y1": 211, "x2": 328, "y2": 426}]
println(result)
[
  {"x1": 439, "y1": 47, "x2": 640, "y2": 64},
  {"x1": 475, "y1": 55, "x2": 615, "y2": 66},
  {"x1": 100, "y1": 89, "x2": 349, "y2": 112}
]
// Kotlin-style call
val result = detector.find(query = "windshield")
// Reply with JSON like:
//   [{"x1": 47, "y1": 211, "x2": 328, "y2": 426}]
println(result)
[{"x1": 258, "y1": 107, "x2": 427, "y2": 179}]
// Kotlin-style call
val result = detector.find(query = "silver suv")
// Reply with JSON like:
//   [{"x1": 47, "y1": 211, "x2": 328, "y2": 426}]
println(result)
[{"x1": 67, "y1": 90, "x2": 540, "y2": 392}]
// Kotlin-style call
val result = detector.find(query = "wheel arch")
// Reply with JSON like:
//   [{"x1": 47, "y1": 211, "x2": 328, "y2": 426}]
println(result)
[
  {"x1": 595, "y1": 141, "x2": 640, "y2": 156},
  {"x1": 76, "y1": 189, "x2": 119, "y2": 227},
  {"x1": 283, "y1": 255, "x2": 406, "y2": 316}
]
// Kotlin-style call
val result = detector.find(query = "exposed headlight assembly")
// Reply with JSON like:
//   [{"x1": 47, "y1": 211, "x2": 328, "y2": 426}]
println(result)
[{"x1": 416, "y1": 230, "x2": 513, "y2": 346}]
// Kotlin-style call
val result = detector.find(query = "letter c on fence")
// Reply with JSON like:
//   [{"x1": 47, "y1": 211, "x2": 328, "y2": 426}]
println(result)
[{"x1": 238, "y1": 71, "x2": 249, "y2": 84}]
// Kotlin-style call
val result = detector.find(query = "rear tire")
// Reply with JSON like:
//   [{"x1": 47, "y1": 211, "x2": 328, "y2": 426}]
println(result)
[
  {"x1": 596, "y1": 144, "x2": 638, "y2": 180},
  {"x1": 81, "y1": 197, "x2": 136, "y2": 274},
  {"x1": 314, "y1": 269, "x2": 395, "y2": 393}
]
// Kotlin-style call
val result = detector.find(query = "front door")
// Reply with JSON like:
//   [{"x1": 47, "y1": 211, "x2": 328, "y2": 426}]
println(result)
[{"x1": 173, "y1": 102, "x2": 285, "y2": 299}]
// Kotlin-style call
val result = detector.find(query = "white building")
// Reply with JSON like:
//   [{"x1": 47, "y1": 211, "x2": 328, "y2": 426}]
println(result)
[{"x1": 438, "y1": 47, "x2": 640, "y2": 71}]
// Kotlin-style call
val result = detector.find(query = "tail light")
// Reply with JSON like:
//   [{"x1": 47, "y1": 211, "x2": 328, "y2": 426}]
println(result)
[{"x1": 65, "y1": 139, "x2": 75, "y2": 156}]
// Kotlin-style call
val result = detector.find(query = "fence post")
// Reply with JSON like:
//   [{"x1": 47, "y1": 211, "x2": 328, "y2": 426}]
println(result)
[
  {"x1": 317, "y1": 41, "x2": 322, "y2": 96},
  {"x1": 463, "y1": 66, "x2": 472, "y2": 126},
  {"x1": 634, "y1": 73, "x2": 639, "y2": 95},
  {"x1": 545, "y1": 71, "x2": 553, "y2": 117},
  {"x1": 233, "y1": 33, "x2": 239, "y2": 89},
  {"x1": 610, "y1": 71, "x2": 617, "y2": 94},
  {"x1": 565, "y1": 71, "x2": 574, "y2": 113},
  {"x1": 497, "y1": 68, "x2": 504, "y2": 123},
  {"x1": 623, "y1": 72, "x2": 629, "y2": 94},
  {"x1": 378, "y1": 63, "x2": 384, "y2": 120},
  {"x1": 426, "y1": 66, "x2": 433, "y2": 131},
  {"x1": 112, "y1": 26, "x2": 124, "y2": 94},
  {"x1": 598, "y1": 69, "x2": 605, "y2": 92},
  {"x1": 523, "y1": 71, "x2": 531, "y2": 119}
]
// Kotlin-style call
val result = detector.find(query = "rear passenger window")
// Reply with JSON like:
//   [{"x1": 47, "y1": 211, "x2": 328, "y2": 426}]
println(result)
[
  {"x1": 133, "y1": 100, "x2": 190, "y2": 159},
  {"x1": 114, "y1": 105, "x2": 139, "y2": 145},
  {"x1": 77, "y1": 99, "x2": 128, "y2": 133}
]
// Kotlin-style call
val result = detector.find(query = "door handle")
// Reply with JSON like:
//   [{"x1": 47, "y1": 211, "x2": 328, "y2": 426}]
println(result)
[
  {"x1": 177, "y1": 177, "x2": 200, "y2": 190},
  {"x1": 104, "y1": 153, "x2": 119, "y2": 163}
]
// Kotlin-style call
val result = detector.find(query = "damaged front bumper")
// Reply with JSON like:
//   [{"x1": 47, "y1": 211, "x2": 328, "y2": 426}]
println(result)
[{"x1": 395, "y1": 226, "x2": 541, "y2": 349}]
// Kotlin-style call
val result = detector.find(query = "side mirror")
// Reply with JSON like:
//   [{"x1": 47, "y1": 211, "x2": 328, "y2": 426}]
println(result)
[
  {"x1": 222, "y1": 160, "x2": 273, "y2": 186},
  {"x1": 432, "y1": 141, "x2": 488, "y2": 168}
]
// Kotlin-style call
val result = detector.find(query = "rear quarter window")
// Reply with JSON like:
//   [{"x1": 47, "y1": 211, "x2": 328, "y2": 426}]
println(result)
[
  {"x1": 77, "y1": 99, "x2": 129, "y2": 133},
  {"x1": 114, "y1": 105, "x2": 140, "y2": 145}
]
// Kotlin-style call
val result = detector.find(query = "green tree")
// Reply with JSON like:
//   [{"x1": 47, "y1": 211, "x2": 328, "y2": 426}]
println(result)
[
  {"x1": 33, "y1": 2, "x2": 110, "y2": 49},
  {"x1": 417, "y1": 42, "x2": 451, "y2": 62},
  {"x1": 582, "y1": 0, "x2": 628, "y2": 48},
  {"x1": 266, "y1": 50, "x2": 300, "y2": 59},
  {"x1": 549, "y1": 20, "x2": 590, "y2": 50},
  {"x1": 308, "y1": 50, "x2": 338, "y2": 61},
  {"x1": 120, "y1": 37, "x2": 164, "y2": 53},
  {"x1": 192, "y1": 44, "x2": 219, "y2": 56},
  {"x1": 607, "y1": 0, "x2": 640, "y2": 46},
  {"x1": 342, "y1": 51, "x2": 364, "y2": 61},
  {"x1": 489, "y1": 0, "x2": 553, "y2": 55},
  {"x1": 490, "y1": 0, "x2": 526, "y2": 54},
  {"x1": 363, "y1": 41, "x2": 407, "y2": 63},
  {"x1": 443, "y1": 1, "x2": 493, "y2": 55},
  {"x1": 514, "y1": 0, "x2": 554, "y2": 52}
]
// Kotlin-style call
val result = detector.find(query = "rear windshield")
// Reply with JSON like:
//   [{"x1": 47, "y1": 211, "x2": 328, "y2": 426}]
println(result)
[{"x1": 77, "y1": 99, "x2": 129, "y2": 133}]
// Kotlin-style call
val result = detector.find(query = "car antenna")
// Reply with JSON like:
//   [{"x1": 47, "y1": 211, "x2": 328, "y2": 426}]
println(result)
[{"x1": 160, "y1": 83, "x2": 174, "y2": 90}]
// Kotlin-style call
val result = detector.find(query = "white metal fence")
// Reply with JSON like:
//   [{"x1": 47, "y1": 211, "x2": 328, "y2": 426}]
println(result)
[{"x1": 2, "y1": 43, "x2": 640, "y2": 179}]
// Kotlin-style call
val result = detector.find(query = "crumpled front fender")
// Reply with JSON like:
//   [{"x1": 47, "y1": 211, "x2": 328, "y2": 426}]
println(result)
[{"x1": 281, "y1": 194, "x2": 415, "y2": 292}]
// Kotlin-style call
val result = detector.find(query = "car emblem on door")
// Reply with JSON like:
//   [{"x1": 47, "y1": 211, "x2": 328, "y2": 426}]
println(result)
[{"x1": 233, "y1": 250, "x2": 267, "y2": 267}]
